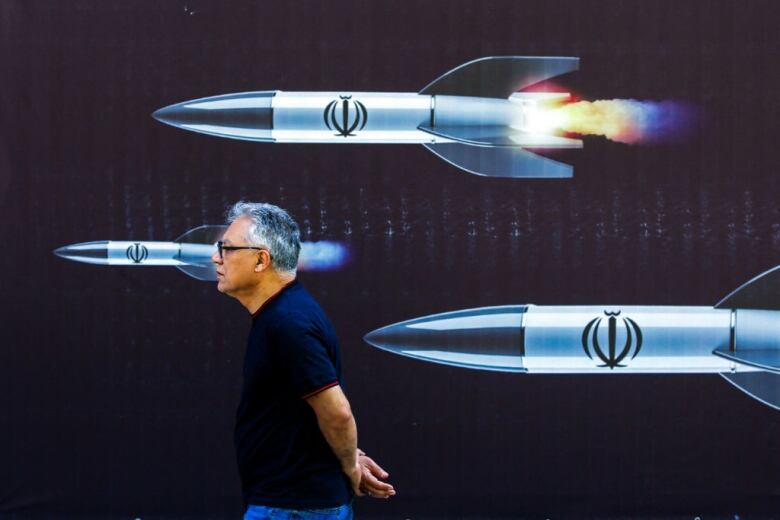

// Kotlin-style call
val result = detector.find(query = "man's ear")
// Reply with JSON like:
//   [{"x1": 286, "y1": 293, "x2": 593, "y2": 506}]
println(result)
[{"x1": 254, "y1": 250, "x2": 270, "y2": 272}]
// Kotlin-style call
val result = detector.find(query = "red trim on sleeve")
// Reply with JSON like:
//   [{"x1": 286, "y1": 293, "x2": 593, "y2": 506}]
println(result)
[{"x1": 300, "y1": 381, "x2": 339, "y2": 400}]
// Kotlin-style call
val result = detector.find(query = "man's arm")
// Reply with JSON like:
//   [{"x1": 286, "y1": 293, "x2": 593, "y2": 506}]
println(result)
[{"x1": 306, "y1": 384, "x2": 363, "y2": 496}]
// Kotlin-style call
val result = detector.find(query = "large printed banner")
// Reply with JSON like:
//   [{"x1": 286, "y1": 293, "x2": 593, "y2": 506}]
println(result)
[{"x1": 1, "y1": 1, "x2": 779, "y2": 518}]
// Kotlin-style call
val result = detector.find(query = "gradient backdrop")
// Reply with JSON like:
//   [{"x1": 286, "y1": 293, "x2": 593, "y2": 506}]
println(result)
[{"x1": 1, "y1": 1, "x2": 779, "y2": 518}]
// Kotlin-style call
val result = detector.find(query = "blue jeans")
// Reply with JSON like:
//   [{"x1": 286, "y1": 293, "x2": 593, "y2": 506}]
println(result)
[{"x1": 244, "y1": 502, "x2": 353, "y2": 520}]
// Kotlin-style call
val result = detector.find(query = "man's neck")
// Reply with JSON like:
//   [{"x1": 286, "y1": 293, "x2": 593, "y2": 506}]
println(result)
[{"x1": 238, "y1": 272, "x2": 296, "y2": 315}]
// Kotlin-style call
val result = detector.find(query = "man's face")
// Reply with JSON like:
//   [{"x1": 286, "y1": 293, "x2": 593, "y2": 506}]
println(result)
[{"x1": 212, "y1": 217, "x2": 262, "y2": 296}]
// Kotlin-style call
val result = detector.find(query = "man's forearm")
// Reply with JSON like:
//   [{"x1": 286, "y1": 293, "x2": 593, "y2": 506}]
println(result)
[
  {"x1": 316, "y1": 411, "x2": 359, "y2": 471},
  {"x1": 307, "y1": 385, "x2": 359, "y2": 472}
]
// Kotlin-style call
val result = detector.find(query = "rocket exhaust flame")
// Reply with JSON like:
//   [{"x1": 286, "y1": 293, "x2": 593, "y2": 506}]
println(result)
[
  {"x1": 298, "y1": 241, "x2": 350, "y2": 272},
  {"x1": 526, "y1": 99, "x2": 697, "y2": 145}
]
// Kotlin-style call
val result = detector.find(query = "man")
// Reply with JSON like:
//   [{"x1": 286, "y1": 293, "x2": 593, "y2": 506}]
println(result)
[{"x1": 212, "y1": 202, "x2": 394, "y2": 520}]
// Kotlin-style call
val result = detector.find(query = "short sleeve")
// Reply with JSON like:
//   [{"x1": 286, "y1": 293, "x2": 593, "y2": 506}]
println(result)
[{"x1": 271, "y1": 315, "x2": 339, "y2": 399}]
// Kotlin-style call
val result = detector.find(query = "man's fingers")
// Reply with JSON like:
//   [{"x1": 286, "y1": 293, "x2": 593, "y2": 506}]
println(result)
[
  {"x1": 359, "y1": 454, "x2": 389, "y2": 478},
  {"x1": 362, "y1": 471, "x2": 394, "y2": 491},
  {"x1": 360, "y1": 466, "x2": 395, "y2": 497},
  {"x1": 364, "y1": 484, "x2": 395, "y2": 496},
  {"x1": 364, "y1": 480, "x2": 394, "y2": 494},
  {"x1": 363, "y1": 487, "x2": 396, "y2": 498},
  {"x1": 361, "y1": 483, "x2": 395, "y2": 498}
]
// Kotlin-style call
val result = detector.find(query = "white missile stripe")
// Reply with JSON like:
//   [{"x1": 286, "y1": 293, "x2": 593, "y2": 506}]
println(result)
[
  {"x1": 184, "y1": 97, "x2": 273, "y2": 110},
  {"x1": 272, "y1": 130, "x2": 440, "y2": 142},
  {"x1": 407, "y1": 313, "x2": 524, "y2": 330},
  {"x1": 401, "y1": 350, "x2": 525, "y2": 370},
  {"x1": 400, "y1": 351, "x2": 759, "y2": 374},
  {"x1": 522, "y1": 356, "x2": 741, "y2": 373},
  {"x1": 56, "y1": 255, "x2": 109, "y2": 266},
  {"x1": 104, "y1": 259, "x2": 186, "y2": 266},
  {"x1": 181, "y1": 124, "x2": 273, "y2": 139},
  {"x1": 273, "y1": 92, "x2": 428, "y2": 110},
  {"x1": 406, "y1": 309, "x2": 731, "y2": 330},
  {"x1": 526, "y1": 309, "x2": 730, "y2": 328}
]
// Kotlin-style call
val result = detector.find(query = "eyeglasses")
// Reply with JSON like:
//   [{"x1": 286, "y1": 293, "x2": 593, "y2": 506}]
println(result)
[{"x1": 216, "y1": 240, "x2": 267, "y2": 260}]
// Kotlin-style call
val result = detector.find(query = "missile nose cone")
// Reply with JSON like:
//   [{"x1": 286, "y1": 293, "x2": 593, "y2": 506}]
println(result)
[
  {"x1": 152, "y1": 91, "x2": 275, "y2": 141},
  {"x1": 151, "y1": 102, "x2": 205, "y2": 128},
  {"x1": 53, "y1": 241, "x2": 110, "y2": 264},
  {"x1": 363, "y1": 324, "x2": 400, "y2": 353},
  {"x1": 363, "y1": 306, "x2": 529, "y2": 372},
  {"x1": 53, "y1": 245, "x2": 70, "y2": 259},
  {"x1": 151, "y1": 105, "x2": 175, "y2": 125}
]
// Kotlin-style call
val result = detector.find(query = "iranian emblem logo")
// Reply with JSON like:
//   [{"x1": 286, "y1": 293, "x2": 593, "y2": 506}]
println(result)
[
  {"x1": 581, "y1": 310, "x2": 643, "y2": 369},
  {"x1": 323, "y1": 95, "x2": 368, "y2": 137},
  {"x1": 126, "y1": 243, "x2": 149, "y2": 264}
]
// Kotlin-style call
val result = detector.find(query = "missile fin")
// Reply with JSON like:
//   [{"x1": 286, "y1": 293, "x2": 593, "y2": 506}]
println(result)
[
  {"x1": 419, "y1": 124, "x2": 582, "y2": 149},
  {"x1": 176, "y1": 264, "x2": 218, "y2": 281},
  {"x1": 720, "y1": 371, "x2": 780, "y2": 411},
  {"x1": 174, "y1": 225, "x2": 227, "y2": 244},
  {"x1": 419, "y1": 124, "x2": 519, "y2": 147},
  {"x1": 713, "y1": 348, "x2": 780, "y2": 374},
  {"x1": 423, "y1": 142, "x2": 572, "y2": 178},
  {"x1": 715, "y1": 264, "x2": 780, "y2": 310},
  {"x1": 419, "y1": 56, "x2": 579, "y2": 99}
]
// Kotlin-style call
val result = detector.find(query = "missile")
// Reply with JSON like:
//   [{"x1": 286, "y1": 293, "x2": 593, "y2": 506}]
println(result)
[
  {"x1": 153, "y1": 56, "x2": 582, "y2": 178},
  {"x1": 364, "y1": 265, "x2": 780, "y2": 411},
  {"x1": 54, "y1": 225, "x2": 349, "y2": 280}
]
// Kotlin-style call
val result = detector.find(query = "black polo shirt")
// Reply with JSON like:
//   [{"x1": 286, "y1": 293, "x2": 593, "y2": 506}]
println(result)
[{"x1": 234, "y1": 280, "x2": 351, "y2": 508}]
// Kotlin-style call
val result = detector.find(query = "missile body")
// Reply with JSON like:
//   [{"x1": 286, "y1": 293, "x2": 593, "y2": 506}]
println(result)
[
  {"x1": 365, "y1": 305, "x2": 773, "y2": 373},
  {"x1": 153, "y1": 57, "x2": 582, "y2": 178},
  {"x1": 54, "y1": 225, "x2": 349, "y2": 280},
  {"x1": 364, "y1": 266, "x2": 780, "y2": 410},
  {"x1": 54, "y1": 240, "x2": 214, "y2": 267}
]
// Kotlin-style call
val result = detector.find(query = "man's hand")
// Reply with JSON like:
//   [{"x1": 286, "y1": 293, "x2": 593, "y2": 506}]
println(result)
[
  {"x1": 344, "y1": 461, "x2": 364, "y2": 497},
  {"x1": 305, "y1": 388, "x2": 394, "y2": 499},
  {"x1": 357, "y1": 449, "x2": 395, "y2": 498}
]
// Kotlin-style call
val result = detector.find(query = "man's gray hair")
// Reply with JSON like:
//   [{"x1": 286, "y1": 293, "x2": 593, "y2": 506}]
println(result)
[{"x1": 227, "y1": 202, "x2": 301, "y2": 274}]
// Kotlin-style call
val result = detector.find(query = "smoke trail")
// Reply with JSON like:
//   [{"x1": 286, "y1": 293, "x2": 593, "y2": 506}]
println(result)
[
  {"x1": 299, "y1": 241, "x2": 350, "y2": 271},
  {"x1": 555, "y1": 99, "x2": 696, "y2": 144}
]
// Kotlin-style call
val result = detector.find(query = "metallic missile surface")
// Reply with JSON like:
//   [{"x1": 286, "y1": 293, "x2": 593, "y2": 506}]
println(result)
[
  {"x1": 153, "y1": 56, "x2": 582, "y2": 178},
  {"x1": 365, "y1": 305, "x2": 740, "y2": 373},
  {"x1": 54, "y1": 225, "x2": 350, "y2": 280},
  {"x1": 364, "y1": 266, "x2": 780, "y2": 410},
  {"x1": 54, "y1": 240, "x2": 213, "y2": 266}
]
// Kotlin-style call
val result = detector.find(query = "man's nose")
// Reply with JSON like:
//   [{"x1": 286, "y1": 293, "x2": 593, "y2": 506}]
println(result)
[{"x1": 212, "y1": 250, "x2": 222, "y2": 265}]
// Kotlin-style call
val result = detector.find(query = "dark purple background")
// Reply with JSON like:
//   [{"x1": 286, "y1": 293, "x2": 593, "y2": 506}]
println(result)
[{"x1": 1, "y1": 0, "x2": 779, "y2": 518}]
